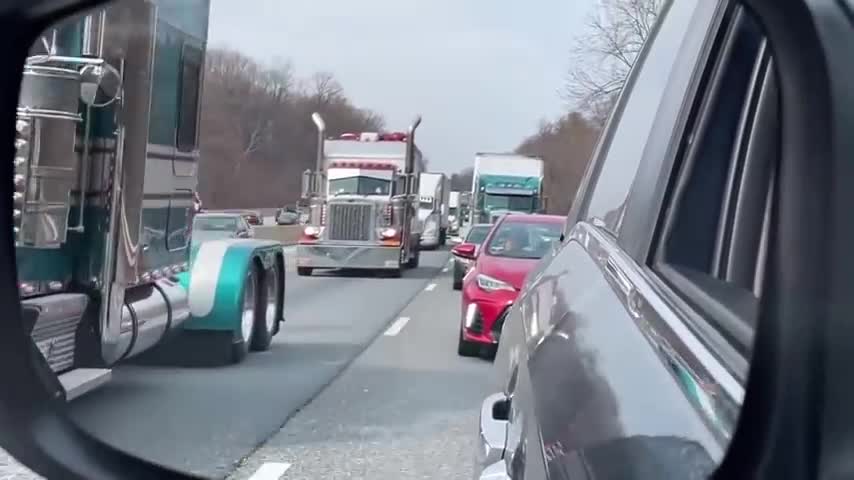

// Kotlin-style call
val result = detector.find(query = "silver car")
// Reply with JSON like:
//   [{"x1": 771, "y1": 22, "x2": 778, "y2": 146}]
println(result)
[{"x1": 451, "y1": 223, "x2": 492, "y2": 290}]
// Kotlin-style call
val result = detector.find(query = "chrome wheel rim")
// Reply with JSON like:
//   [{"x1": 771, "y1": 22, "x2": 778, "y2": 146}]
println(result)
[
  {"x1": 241, "y1": 271, "x2": 256, "y2": 343},
  {"x1": 265, "y1": 266, "x2": 278, "y2": 332}
]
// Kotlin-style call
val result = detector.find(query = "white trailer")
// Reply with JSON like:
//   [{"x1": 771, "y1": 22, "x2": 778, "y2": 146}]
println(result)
[{"x1": 418, "y1": 172, "x2": 449, "y2": 248}]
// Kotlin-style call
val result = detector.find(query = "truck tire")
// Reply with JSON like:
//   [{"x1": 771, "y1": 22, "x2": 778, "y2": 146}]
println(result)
[
  {"x1": 452, "y1": 263, "x2": 463, "y2": 290},
  {"x1": 406, "y1": 244, "x2": 420, "y2": 268},
  {"x1": 251, "y1": 262, "x2": 279, "y2": 351},
  {"x1": 233, "y1": 265, "x2": 260, "y2": 363},
  {"x1": 297, "y1": 267, "x2": 313, "y2": 276}
]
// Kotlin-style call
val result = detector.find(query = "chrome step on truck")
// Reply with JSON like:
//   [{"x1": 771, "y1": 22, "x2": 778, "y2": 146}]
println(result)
[{"x1": 58, "y1": 368, "x2": 112, "y2": 401}]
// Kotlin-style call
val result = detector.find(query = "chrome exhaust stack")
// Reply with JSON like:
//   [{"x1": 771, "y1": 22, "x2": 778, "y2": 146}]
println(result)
[{"x1": 306, "y1": 113, "x2": 327, "y2": 226}]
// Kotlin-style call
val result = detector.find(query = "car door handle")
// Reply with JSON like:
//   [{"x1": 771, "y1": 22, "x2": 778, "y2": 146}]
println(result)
[{"x1": 478, "y1": 392, "x2": 510, "y2": 469}]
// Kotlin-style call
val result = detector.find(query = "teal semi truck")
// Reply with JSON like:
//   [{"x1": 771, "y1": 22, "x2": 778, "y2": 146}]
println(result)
[
  {"x1": 469, "y1": 153, "x2": 546, "y2": 224},
  {"x1": 15, "y1": 0, "x2": 285, "y2": 401}
]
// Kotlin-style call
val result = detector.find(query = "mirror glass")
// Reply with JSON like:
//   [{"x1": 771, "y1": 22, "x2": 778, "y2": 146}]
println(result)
[{"x1": 5, "y1": 0, "x2": 676, "y2": 478}]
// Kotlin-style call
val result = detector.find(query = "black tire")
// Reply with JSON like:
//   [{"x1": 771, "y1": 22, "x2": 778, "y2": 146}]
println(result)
[
  {"x1": 406, "y1": 244, "x2": 420, "y2": 268},
  {"x1": 251, "y1": 262, "x2": 280, "y2": 351},
  {"x1": 457, "y1": 330, "x2": 479, "y2": 357},
  {"x1": 297, "y1": 267, "x2": 313, "y2": 276},
  {"x1": 232, "y1": 266, "x2": 260, "y2": 363},
  {"x1": 452, "y1": 266, "x2": 463, "y2": 290}
]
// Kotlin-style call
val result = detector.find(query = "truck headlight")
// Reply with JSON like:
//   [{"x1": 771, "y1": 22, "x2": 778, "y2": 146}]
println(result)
[{"x1": 303, "y1": 226, "x2": 321, "y2": 238}]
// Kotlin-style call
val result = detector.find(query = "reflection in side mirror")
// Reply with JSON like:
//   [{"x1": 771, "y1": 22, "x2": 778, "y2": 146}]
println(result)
[{"x1": 452, "y1": 243, "x2": 477, "y2": 260}]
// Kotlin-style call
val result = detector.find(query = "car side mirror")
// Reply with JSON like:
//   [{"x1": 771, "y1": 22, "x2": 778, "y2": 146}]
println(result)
[{"x1": 452, "y1": 243, "x2": 477, "y2": 259}]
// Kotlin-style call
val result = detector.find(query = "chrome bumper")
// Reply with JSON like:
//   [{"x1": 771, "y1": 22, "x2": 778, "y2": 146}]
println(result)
[
  {"x1": 297, "y1": 243, "x2": 402, "y2": 269},
  {"x1": 474, "y1": 392, "x2": 510, "y2": 479}
]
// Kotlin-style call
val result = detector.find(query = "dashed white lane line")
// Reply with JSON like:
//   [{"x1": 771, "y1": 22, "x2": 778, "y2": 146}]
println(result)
[
  {"x1": 248, "y1": 462, "x2": 291, "y2": 480},
  {"x1": 384, "y1": 317, "x2": 410, "y2": 336},
  {"x1": 442, "y1": 267, "x2": 449, "y2": 273},
  {"x1": 425, "y1": 283, "x2": 437, "y2": 291}
]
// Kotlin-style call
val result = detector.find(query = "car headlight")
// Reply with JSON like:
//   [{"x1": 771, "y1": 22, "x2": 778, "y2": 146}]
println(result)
[{"x1": 476, "y1": 273, "x2": 515, "y2": 292}]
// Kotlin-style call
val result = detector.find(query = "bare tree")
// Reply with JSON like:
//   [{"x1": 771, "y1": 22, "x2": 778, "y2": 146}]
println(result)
[
  {"x1": 198, "y1": 49, "x2": 387, "y2": 209},
  {"x1": 562, "y1": 0, "x2": 663, "y2": 122}
]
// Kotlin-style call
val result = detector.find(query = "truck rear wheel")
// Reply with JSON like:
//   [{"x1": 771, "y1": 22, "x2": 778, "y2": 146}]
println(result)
[
  {"x1": 297, "y1": 267, "x2": 313, "y2": 276},
  {"x1": 251, "y1": 262, "x2": 279, "y2": 352},
  {"x1": 406, "y1": 244, "x2": 420, "y2": 268},
  {"x1": 233, "y1": 265, "x2": 260, "y2": 363}
]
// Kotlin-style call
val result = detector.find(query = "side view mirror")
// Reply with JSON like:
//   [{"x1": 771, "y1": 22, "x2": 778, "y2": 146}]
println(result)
[{"x1": 452, "y1": 243, "x2": 477, "y2": 260}]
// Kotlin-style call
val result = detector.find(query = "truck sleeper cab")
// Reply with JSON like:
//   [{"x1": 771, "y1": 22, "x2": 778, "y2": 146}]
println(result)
[{"x1": 16, "y1": 0, "x2": 286, "y2": 401}]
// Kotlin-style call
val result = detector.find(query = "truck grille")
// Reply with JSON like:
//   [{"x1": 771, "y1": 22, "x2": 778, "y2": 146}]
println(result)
[{"x1": 327, "y1": 203, "x2": 373, "y2": 241}]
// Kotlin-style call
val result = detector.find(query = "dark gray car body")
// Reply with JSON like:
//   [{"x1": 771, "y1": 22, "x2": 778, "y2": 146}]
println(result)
[{"x1": 473, "y1": 0, "x2": 777, "y2": 477}]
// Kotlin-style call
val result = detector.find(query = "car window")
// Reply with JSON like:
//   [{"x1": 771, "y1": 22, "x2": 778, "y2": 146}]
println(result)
[
  {"x1": 195, "y1": 217, "x2": 238, "y2": 231},
  {"x1": 465, "y1": 226, "x2": 491, "y2": 245},
  {"x1": 582, "y1": 0, "x2": 700, "y2": 235},
  {"x1": 485, "y1": 221, "x2": 563, "y2": 260},
  {"x1": 652, "y1": 6, "x2": 774, "y2": 353}
]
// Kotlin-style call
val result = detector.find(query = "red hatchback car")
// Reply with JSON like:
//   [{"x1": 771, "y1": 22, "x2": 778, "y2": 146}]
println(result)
[{"x1": 452, "y1": 214, "x2": 565, "y2": 358}]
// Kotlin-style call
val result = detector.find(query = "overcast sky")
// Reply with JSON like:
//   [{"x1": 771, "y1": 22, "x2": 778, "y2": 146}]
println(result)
[{"x1": 208, "y1": 0, "x2": 594, "y2": 174}]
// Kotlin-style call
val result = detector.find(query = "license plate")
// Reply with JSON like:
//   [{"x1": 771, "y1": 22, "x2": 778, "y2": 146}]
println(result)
[{"x1": 385, "y1": 260, "x2": 398, "y2": 268}]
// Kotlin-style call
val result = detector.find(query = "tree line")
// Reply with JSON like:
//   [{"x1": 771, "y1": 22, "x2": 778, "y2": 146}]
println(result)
[
  {"x1": 197, "y1": 49, "x2": 385, "y2": 209},
  {"x1": 199, "y1": 0, "x2": 660, "y2": 213}
]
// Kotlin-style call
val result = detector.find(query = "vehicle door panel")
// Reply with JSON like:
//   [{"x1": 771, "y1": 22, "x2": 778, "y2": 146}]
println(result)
[{"x1": 513, "y1": 229, "x2": 720, "y2": 479}]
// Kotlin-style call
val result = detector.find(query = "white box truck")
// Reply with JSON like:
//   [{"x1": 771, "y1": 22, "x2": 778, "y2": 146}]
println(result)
[{"x1": 418, "y1": 172, "x2": 450, "y2": 248}]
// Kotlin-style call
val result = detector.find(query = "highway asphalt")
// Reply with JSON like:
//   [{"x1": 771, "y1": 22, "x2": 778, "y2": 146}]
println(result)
[{"x1": 0, "y1": 245, "x2": 494, "y2": 479}]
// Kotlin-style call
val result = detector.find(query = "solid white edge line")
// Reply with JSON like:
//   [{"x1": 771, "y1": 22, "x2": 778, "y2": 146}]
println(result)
[
  {"x1": 425, "y1": 283, "x2": 437, "y2": 291},
  {"x1": 384, "y1": 317, "x2": 410, "y2": 336},
  {"x1": 248, "y1": 462, "x2": 292, "y2": 480}
]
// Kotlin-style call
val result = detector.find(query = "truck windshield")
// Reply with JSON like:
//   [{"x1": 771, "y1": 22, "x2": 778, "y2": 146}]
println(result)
[
  {"x1": 449, "y1": 207, "x2": 458, "y2": 216},
  {"x1": 419, "y1": 200, "x2": 433, "y2": 209},
  {"x1": 484, "y1": 194, "x2": 534, "y2": 212},
  {"x1": 329, "y1": 176, "x2": 391, "y2": 195}
]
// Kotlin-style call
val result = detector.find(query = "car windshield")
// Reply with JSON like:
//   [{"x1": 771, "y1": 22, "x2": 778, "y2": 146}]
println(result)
[
  {"x1": 484, "y1": 194, "x2": 534, "y2": 211},
  {"x1": 485, "y1": 221, "x2": 563, "y2": 259},
  {"x1": 466, "y1": 225, "x2": 492, "y2": 245},
  {"x1": 195, "y1": 216, "x2": 239, "y2": 231},
  {"x1": 329, "y1": 176, "x2": 391, "y2": 195}
]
